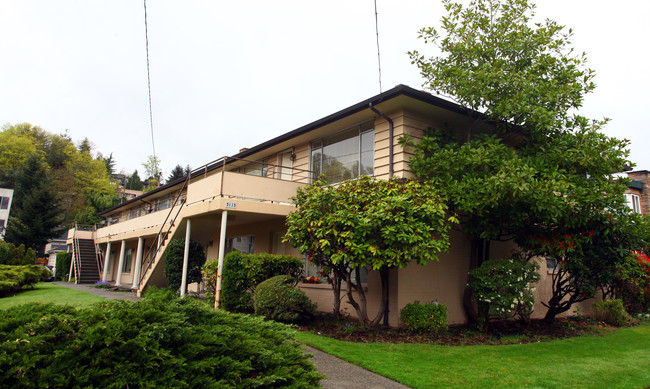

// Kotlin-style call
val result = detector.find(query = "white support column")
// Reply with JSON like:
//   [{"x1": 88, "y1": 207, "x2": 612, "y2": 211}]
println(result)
[
  {"x1": 131, "y1": 237, "x2": 144, "y2": 290},
  {"x1": 180, "y1": 219, "x2": 191, "y2": 297},
  {"x1": 102, "y1": 241, "x2": 112, "y2": 282},
  {"x1": 115, "y1": 240, "x2": 126, "y2": 287},
  {"x1": 215, "y1": 211, "x2": 228, "y2": 309}
]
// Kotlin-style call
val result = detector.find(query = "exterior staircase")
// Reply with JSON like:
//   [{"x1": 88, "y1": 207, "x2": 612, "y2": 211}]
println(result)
[{"x1": 73, "y1": 238, "x2": 101, "y2": 284}]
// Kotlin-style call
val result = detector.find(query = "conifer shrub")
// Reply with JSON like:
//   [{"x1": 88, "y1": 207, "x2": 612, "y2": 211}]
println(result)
[
  {"x1": 592, "y1": 299, "x2": 635, "y2": 327},
  {"x1": 0, "y1": 288, "x2": 322, "y2": 388},
  {"x1": 0, "y1": 265, "x2": 51, "y2": 296},
  {"x1": 164, "y1": 239, "x2": 207, "y2": 292},
  {"x1": 220, "y1": 252, "x2": 303, "y2": 312},
  {"x1": 400, "y1": 301, "x2": 448, "y2": 334},
  {"x1": 254, "y1": 275, "x2": 316, "y2": 324}
]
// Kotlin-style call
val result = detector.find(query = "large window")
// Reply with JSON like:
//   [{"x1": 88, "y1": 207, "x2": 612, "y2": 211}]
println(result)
[
  {"x1": 310, "y1": 122, "x2": 374, "y2": 184},
  {"x1": 625, "y1": 193, "x2": 641, "y2": 214},
  {"x1": 226, "y1": 235, "x2": 255, "y2": 254},
  {"x1": 0, "y1": 196, "x2": 9, "y2": 209},
  {"x1": 123, "y1": 248, "x2": 133, "y2": 273}
]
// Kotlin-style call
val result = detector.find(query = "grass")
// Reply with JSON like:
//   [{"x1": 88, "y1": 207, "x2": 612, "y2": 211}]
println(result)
[
  {"x1": 295, "y1": 323, "x2": 650, "y2": 388},
  {"x1": 0, "y1": 282, "x2": 107, "y2": 309}
]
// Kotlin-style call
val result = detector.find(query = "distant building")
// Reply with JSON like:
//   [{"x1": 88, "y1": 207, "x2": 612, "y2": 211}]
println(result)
[
  {"x1": 625, "y1": 170, "x2": 649, "y2": 215},
  {"x1": 0, "y1": 188, "x2": 14, "y2": 239},
  {"x1": 43, "y1": 232, "x2": 69, "y2": 269}
]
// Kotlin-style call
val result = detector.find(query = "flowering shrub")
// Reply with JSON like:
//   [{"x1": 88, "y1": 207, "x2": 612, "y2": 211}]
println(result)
[
  {"x1": 302, "y1": 276, "x2": 320, "y2": 284},
  {"x1": 469, "y1": 255, "x2": 540, "y2": 325},
  {"x1": 92, "y1": 280, "x2": 110, "y2": 289},
  {"x1": 400, "y1": 301, "x2": 448, "y2": 334}
]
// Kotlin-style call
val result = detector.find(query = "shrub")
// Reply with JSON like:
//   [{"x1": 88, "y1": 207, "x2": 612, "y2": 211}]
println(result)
[
  {"x1": 221, "y1": 252, "x2": 303, "y2": 312},
  {"x1": 0, "y1": 241, "x2": 34, "y2": 266},
  {"x1": 201, "y1": 258, "x2": 220, "y2": 300},
  {"x1": 469, "y1": 255, "x2": 540, "y2": 325},
  {"x1": 0, "y1": 265, "x2": 51, "y2": 296},
  {"x1": 0, "y1": 288, "x2": 322, "y2": 387},
  {"x1": 592, "y1": 299, "x2": 635, "y2": 327},
  {"x1": 55, "y1": 252, "x2": 72, "y2": 281},
  {"x1": 254, "y1": 275, "x2": 316, "y2": 324},
  {"x1": 164, "y1": 239, "x2": 207, "y2": 292},
  {"x1": 400, "y1": 301, "x2": 448, "y2": 334}
]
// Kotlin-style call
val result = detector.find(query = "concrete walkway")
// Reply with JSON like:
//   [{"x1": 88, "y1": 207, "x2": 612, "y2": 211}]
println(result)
[
  {"x1": 51, "y1": 282, "x2": 140, "y2": 301},
  {"x1": 51, "y1": 282, "x2": 409, "y2": 388}
]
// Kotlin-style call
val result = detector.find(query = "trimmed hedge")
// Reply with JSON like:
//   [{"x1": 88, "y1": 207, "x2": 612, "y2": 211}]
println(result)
[
  {"x1": 55, "y1": 252, "x2": 72, "y2": 281},
  {"x1": 0, "y1": 265, "x2": 52, "y2": 296},
  {"x1": 400, "y1": 301, "x2": 448, "y2": 334},
  {"x1": 220, "y1": 252, "x2": 303, "y2": 312},
  {"x1": 0, "y1": 288, "x2": 322, "y2": 388},
  {"x1": 254, "y1": 275, "x2": 316, "y2": 324}
]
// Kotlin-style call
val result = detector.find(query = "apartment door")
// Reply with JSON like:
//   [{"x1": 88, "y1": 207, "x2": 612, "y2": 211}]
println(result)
[{"x1": 277, "y1": 151, "x2": 293, "y2": 181}]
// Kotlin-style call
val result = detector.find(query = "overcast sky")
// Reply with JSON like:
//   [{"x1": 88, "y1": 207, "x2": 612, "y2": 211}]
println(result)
[{"x1": 1, "y1": 1, "x2": 648, "y2": 179}]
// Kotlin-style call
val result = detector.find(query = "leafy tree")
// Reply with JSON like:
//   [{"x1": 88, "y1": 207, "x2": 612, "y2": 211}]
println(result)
[
  {"x1": 125, "y1": 170, "x2": 144, "y2": 191},
  {"x1": 405, "y1": 0, "x2": 636, "y2": 322},
  {"x1": 284, "y1": 176, "x2": 454, "y2": 325},
  {"x1": 98, "y1": 152, "x2": 116, "y2": 176},
  {"x1": 167, "y1": 164, "x2": 191, "y2": 183},
  {"x1": 4, "y1": 155, "x2": 63, "y2": 255},
  {"x1": 143, "y1": 155, "x2": 162, "y2": 190},
  {"x1": 164, "y1": 239, "x2": 207, "y2": 293}
]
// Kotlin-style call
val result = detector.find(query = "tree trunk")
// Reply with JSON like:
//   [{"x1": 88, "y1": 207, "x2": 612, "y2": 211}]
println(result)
[{"x1": 462, "y1": 237, "x2": 487, "y2": 323}]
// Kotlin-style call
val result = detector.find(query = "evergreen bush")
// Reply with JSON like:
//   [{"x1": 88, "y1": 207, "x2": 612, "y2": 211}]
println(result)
[
  {"x1": 0, "y1": 288, "x2": 322, "y2": 387},
  {"x1": 55, "y1": 252, "x2": 72, "y2": 281},
  {"x1": 221, "y1": 252, "x2": 303, "y2": 312},
  {"x1": 592, "y1": 299, "x2": 634, "y2": 327},
  {"x1": 0, "y1": 265, "x2": 51, "y2": 295},
  {"x1": 400, "y1": 301, "x2": 448, "y2": 334},
  {"x1": 254, "y1": 275, "x2": 316, "y2": 324},
  {"x1": 164, "y1": 239, "x2": 207, "y2": 292}
]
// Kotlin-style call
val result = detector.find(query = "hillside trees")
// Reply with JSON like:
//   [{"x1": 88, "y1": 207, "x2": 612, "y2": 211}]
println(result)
[
  {"x1": 0, "y1": 123, "x2": 117, "y2": 228},
  {"x1": 284, "y1": 176, "x2": 454, "y2": 325},
  {"x1": 406, "y1": 0, "x2": 638, "y2": 321}
]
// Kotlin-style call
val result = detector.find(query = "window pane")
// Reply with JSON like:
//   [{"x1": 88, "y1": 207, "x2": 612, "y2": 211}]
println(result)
[
  {"x1": 360, "y1": 130, "x2": 374, "y2": 176},
  {"x1": 0, "y1": 197, "x2": 8, "y2": 209},
  {"x1": 322, "y1": 128, "x2": 360, "y2": 183}
]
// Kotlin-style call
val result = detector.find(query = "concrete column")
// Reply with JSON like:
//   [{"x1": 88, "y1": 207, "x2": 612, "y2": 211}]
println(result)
[
  {"x1": 115, "y1": 240, "x2": 126, "y2": 287},
  {"x1": 102, "y1": 241, "x2": 112, "y2": 282},
  {"x1": 180, "y1": 219, "x2": 191, "y2": 297},
  {"x1": 131, "y1": 237, "x2": 144, "y2": 290},
  {"x1": 215, "y1": 211, "x2": 228, "y2": 309}
]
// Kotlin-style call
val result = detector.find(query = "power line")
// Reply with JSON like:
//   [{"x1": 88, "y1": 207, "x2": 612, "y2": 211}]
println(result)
[
  {"x1": 373, "y1": 0, "x2": 383, "y2": 94},
  {"x1": 143, "y1": 0, "x2": 156, "y2": 159}
]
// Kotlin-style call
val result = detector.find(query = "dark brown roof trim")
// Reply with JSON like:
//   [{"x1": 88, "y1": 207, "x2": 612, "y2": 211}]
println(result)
[{"x1": 99, "y1": 84, "x2": 470, "y2": 216}]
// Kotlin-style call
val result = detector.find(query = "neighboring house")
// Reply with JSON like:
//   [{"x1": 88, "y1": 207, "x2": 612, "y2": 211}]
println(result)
[
  {"x1": 43, "y1": 232, "x2": 69, "y2": 270},
  {"x1": 624, "y1": 170, "x2": 649, "y2": 215},
  {"x1": 67, "y1": 84, "x2": 595, "y2": 325},
  {"x1": 0, "y1": 188, "x2": 14, "y2": 240}
]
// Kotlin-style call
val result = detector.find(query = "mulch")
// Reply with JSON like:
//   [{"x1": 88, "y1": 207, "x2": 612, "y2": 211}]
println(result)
[{"x1": 296, "y1": 313, "x2": 612, "y2": 346}]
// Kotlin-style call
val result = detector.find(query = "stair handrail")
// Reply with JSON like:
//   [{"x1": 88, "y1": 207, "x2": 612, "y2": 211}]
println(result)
[
  {"x1": 72, "y1": 222, "x2": 81, "y2": 283},
  {"x1": 139, "y1": 175, "x2": 191, "y2": 284},
  {"x1": 93, "y1": 224, "x2": 103, "y2": 280}
]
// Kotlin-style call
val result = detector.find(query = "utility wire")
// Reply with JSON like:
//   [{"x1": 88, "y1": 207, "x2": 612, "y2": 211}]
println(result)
[
  {"x1": 143, "y1": 0, "x2": 156, "y2": 159},
  {"x1": 374, "y1": 0, "x2": 383, "y2": 94}
]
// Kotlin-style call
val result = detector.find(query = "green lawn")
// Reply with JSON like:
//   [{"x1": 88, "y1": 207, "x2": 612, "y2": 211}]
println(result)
[
  {"x1": 295, "y1": 324, "x2": 650, "y2": 388},
  {"x1": 0, "y1": 282, "x2": 107, "y2": 309}
]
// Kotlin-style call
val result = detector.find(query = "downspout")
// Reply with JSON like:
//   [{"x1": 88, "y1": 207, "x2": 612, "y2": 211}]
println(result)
[
  {"x1": 369, "y1": 103, "x2": 394, "y2": 327},
  {"x1": 369, "y1": 103, "x2": 394, "y2": 178}
]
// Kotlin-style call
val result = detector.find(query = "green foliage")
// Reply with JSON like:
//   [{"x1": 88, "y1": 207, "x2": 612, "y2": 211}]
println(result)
[
  {"x1": 201, "y1": 258, "x2": 220, "y2": 301},
  {"x1": 220, "y1": 252, "x2": 303, "y2": 312},
  {"x1": 409, "y1": 0, "x2": 596, "y2": 140},
  {"x1": 592, "y1": 299, "x2": 633, "y2": 327},
  {"x1": 0, "y1": 241, "x2": 36, "y2": 266},
  {"x1": 469, "y1": 255, "x2": 540, "y2": 325},
  {"x1": 0, "y1": 289, "x2": 322, "y2": 387},
  {"x1": 55, "y1": 252, "x2": 72, "y2": 281},
  {"x1": 4, "y1": 154, "x2": 63, "y2": 254},
  {"x1": 400, "y1": 301, "x2": 448, "y2": 334},
  {"x1": 164, "y1": 239, "x2": 207, "y2": 293},
  {"x1": 284, "y1": 176, "x2": 454, "y2": 325},
  {"x1": 125, "y1": 170, "x2": 144, "y2": 191},
  {"x1": 143, "y1": 154, "x2": 162, "y2": 190},
  {"x1": 0, "y1": 265, "x2": 51, "y2": 295},
  {"x1": 167, "y1": 164, "x2": 191, "y2": 183},
  {"x1": 254, "y1": 275, "x2": 316, "y2": 324}
]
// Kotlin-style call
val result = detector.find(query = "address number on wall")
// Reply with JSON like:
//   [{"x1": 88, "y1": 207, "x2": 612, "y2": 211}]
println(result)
[{"x1": 226, "y1": 202, "x2": 237, "y2": 209}]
